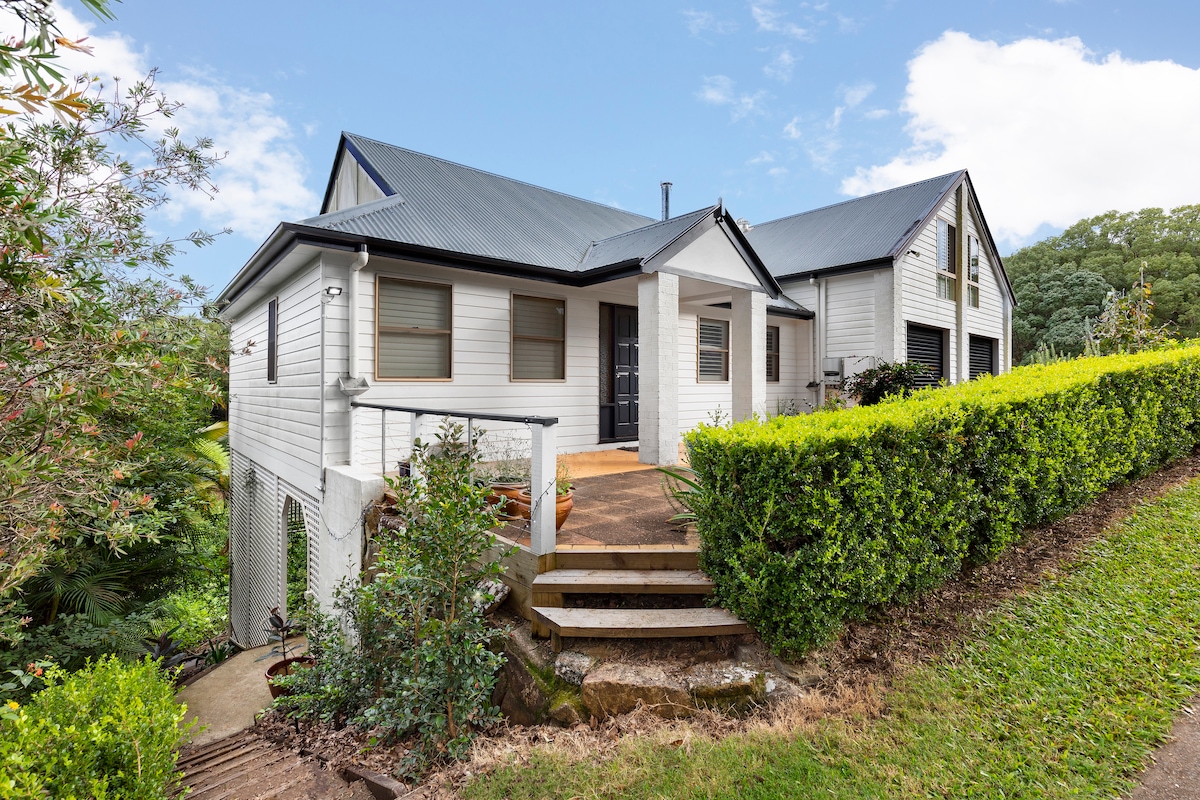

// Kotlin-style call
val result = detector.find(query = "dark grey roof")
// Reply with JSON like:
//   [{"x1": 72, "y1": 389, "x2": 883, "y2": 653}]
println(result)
[
  {"x1": 748, "y1": 171, "x2": 964, "y2": 279},
  {"x1": 579, "y1": 206, "x2": 715, "y2": 269},
  {"x1": 303, "y1": 133, "x2": 657, "y2": 271}
]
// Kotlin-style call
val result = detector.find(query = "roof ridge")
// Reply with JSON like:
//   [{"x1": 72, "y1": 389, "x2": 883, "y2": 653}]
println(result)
[
  {"x1": 343, "y1": 132, "x2": 656, "y2": 224},
  {"x1": 589, "y1": 205, "x2": 715, "y2": 246},
  {"x1": 758, "y1": 170, "x2": 964, "y2": 227},
  {"x1": 302, "y1": 191, "x2": 407, "y2": 226}
]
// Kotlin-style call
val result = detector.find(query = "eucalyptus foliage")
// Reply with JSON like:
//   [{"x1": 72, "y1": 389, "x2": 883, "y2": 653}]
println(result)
[
  {"x1": 278, "y1": 420, "x2": 508, "y2": 774},
  {"x1": 688, "y1": 344, "x2": 1200, "y2": 657}
]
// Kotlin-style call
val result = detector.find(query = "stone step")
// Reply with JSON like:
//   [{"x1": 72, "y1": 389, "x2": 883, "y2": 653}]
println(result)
[
  {"x1": 554, "y1": 547, "x2": 699, "y2": 571},
  {"x1": 532, "y1": 568, "x2": 713, "y2": 595},
  {"x1": 533, "y1": 606, "x2": 750, "y2": 652}
]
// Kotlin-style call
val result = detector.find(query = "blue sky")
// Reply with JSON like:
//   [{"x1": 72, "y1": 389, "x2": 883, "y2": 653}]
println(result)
[{"x1": 47, "y1": 0, "x2": 1200, "y2": 297}]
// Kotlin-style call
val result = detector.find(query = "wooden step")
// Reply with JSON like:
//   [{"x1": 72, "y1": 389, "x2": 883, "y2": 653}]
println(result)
[
  {"x1": 532, "y1": 568, "x2": 713, "y2": 595},
  {"x1": 554, "y1": 547, "x2": 699, "y2": 571},
  {"x1": 533, "y1": 606, "x2": 750, "y2": 651}
]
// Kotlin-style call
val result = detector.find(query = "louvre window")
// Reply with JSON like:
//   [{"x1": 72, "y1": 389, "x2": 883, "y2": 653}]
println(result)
[
  {"x1": 376, "y1": 277, "x2": 452, "y2": 379},
  {"x1": 698, "y1": 318, "x2": 729, "y2": 382},
  {"x1": 766, "y1": 325, "x2": 780, "y2": 382},
  {"x1": 511, "y1": 294, "x2": 565, "y2": 380},
  {"x1": 937, "y1": 219, "x2": 957, "y2": 301},
  {"x1": 266, "y1": 298, "x2": 278, "y2": 383}
]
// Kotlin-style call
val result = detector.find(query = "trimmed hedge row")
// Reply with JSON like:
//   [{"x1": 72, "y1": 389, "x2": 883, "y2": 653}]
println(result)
[{"x1": 688, "y1": 344, "x2": 1200, "y2": 658}]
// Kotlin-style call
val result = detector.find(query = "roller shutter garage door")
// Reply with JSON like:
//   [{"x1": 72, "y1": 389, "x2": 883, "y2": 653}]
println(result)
[
  {"x1": 969, "y1": 334, "x2": 997, "y2": 379},
  {"x1": 906, "y1": 323, "x2": 945, "y2": 387}
]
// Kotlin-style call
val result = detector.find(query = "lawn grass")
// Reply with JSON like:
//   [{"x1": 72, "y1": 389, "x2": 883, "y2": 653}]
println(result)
[{"x1": 467, "y1": 478, "x2": 1200, "y2": 799}]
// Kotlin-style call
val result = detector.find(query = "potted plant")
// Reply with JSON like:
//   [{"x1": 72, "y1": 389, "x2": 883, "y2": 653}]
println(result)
[
  {"x1": 481, "y1": 441, "x2": 531, "y2": 520},
  {"x1": 518, "y1": 460, "x2": 574, "y2": 530},
  {"x1": 258, "y1": 606, "x2": 313, "y2": 698}
]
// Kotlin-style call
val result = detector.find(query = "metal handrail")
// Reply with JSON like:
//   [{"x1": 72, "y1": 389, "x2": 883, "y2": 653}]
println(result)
[{"x1": 350, "y1": 401, "x2": 557, "y2": 427}]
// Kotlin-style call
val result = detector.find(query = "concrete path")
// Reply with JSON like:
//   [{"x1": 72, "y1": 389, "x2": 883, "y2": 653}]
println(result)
[
  {"x1": 177, "y1": 642, "x2": 303, "y2": 747},
  {"x1": 1130, "y1": 698, "x2": 1200, "y2": 800}
]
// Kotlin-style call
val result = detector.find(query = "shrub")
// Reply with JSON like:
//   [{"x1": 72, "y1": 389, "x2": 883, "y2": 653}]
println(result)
[
  {"x1": 277, "y1": 420, "x2": 507, "y2": 774},
  {"x1": 688, "y1": 344, "x2": 1200, "y2": 658},
  {"x1": 0, "y1": 655, "x2": 191, "y2": 799},
  {"x1": 843, "y1": 360, "x2": 932, "y2": 405}
]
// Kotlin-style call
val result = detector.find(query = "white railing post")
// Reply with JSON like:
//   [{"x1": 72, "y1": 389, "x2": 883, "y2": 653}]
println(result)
[
  {"x1": 409, "y1": 412, "x2": 425, "y2": 479},
  {"x1": 529, "y1": 421, "x2": 557, "y2": 557}
]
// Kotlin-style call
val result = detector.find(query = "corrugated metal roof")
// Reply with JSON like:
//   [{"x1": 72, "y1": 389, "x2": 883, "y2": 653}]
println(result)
[
  {"x1": 579, "y1": 206, "x2": 715, "y2": 269},
  {"x1": 748, "y1": 171, "x2": 963, "y2": 278},
  {"x1": 302, "y1": 133, "x2": 657, "y2": 271}
]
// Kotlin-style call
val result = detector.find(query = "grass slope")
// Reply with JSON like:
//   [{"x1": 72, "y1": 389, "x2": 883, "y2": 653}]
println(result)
[{"x1": 469, "y1": 479, "x2": 1200, "y2": 799}]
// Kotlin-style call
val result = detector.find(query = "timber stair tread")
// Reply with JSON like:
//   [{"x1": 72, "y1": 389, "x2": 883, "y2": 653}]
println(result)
[
  {"x1": 533, "y1": 606, "x2": 750, "y2": 641},
  {"x1": 532, "y1": 568, "x2": 713, "y2": 594},
  {"x1": 553, "y1": 547, "x2": 699, "y2": 571}
]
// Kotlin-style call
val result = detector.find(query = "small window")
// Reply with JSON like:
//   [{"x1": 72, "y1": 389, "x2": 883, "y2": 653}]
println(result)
[
  {"x1": 266, "y1": 298, "x2": 278, "y2": 383},
  {"x1": 937, "y1": 219, "x2": 957, "y2": 301},
  {"x1": 698, "y1": 318, "x2": 729, "y2": 382},
  {"x1": 376, "y1": 277, "x2": 452, "y2": 379},
  {"x1": 766, "y1": 325, "x2": 780, "y2": 382},
  {"x1": 511, "y1": 294, "x2": 565, "y2": 381},
  {"x1": 966, "y1": 235, "x2": 981, "y2": 308}
]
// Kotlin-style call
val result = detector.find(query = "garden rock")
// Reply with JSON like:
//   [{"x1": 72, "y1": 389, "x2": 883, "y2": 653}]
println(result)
[
  {"x1": 682, "y1": 661, "x2": 766, "y2": 714},
  {"x1": 772, "y1": 656, "x2": 827, "y2": 687},
  {"x1": 548, "y1": 698, "x2": 586, "y2": 726},
  {"x1": 581, "y1": 662, "x2": 692, "y2": 720},
  {"x1": 497, "y1": 651, "x2": 552, "y2": 726},
  {"x1": 554, "y1": 650, "x2": 598, "y2": 686}
]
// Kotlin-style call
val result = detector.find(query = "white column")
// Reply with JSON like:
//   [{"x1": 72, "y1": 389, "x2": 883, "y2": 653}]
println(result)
[
  {"x1": 529, "y1": 422, "x2": 557, "y2": 557},
  {"x1": 319, "y1": 465, "x2": 385, "y2": 613},
  {"x1": 731, "y1": 288, "x2": 766, "y2": 421},
  {"x1": 638, "y1": 272, "x2": 679, "y2": 465}
]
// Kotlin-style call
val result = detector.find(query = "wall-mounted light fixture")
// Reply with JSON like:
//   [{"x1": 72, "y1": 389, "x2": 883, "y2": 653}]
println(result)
[
  {"x1": 324, "y1": 286, "x2": 343, "y2": 297},
  {"x1": 907, "y1": 249, "x2": 921, "y2": 258}
]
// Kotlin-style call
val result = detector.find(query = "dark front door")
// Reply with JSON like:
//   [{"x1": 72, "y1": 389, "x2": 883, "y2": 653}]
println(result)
[{"x1": 599, "y1": 304, "x2": 638, "y2": 441}]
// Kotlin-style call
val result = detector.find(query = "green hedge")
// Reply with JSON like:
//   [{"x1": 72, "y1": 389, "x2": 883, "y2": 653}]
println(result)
[
  {"x1": 0, "y1": 656, "x2": 191, "y2": 799},
  {"x1": 688, "y1": 344, "x2": 1200, "y2": 658}
]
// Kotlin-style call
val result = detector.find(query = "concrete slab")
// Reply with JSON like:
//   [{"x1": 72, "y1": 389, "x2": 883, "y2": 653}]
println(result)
[{"x1": 177, "y1": 640, "x2": 306, "y2": 747}]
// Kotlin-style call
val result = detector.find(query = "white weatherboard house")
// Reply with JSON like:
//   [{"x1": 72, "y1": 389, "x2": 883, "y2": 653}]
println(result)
[{"x1": 217, "y1": 133, "x2": 1014, "y2": 646}]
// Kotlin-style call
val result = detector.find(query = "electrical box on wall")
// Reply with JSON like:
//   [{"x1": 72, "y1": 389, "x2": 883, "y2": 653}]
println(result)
[{"x1": 822, "y1": 357, "x2": 843, "y2": 382}]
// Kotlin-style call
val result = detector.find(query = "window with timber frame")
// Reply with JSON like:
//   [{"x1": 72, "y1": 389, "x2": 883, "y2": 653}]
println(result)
[
  {"x1": 511, "y1": 294, "x2": 566, "y2": 381},
  {"x1": 937, "y1": 218, "x2": 957, "y2": 301},
  {"x1": 967, "y1": 235, "x2": 981, "y2": 308},
  {"x1": 375, "y1": 277, "x2": 452, "y2": 380},
  {"x1": 698, "y1": 318, "x2": 729, "y2": 382}
]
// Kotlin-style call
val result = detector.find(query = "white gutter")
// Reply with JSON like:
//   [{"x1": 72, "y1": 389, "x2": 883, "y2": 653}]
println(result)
[{"x1": 318, "y1": 257, "x2": 327, "y2": 492}]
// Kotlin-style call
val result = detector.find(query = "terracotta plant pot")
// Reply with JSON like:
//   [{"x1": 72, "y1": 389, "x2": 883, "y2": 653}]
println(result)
[
  {"x1": 518, "y1": 487, "x2": 575, "y2": 530},
  {"x1": 265, "y1": 655, "x2": 316, "y2": 699},
  {"x1": 487, "y1": 483, "x2": 530, "y2": 520}
]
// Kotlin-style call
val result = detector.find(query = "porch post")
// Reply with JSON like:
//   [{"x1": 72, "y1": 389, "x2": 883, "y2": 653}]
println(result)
[
  {"x1": 529, "y1": 421, "x2": 557, "y2": 557},
  {"x1": 731, "y1": 288, "x2": 766, "y2": 421},
  {"x1": 638, "y1": 272, "x2": 679, "y2": 466}
]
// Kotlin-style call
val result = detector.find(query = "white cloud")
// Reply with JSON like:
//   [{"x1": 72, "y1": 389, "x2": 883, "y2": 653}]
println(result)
[
  {"x1": 841, "y1": 31, "x2": 1200, "y2": 248},
  {"x1": 768, "y1": 166, "x2": 788, "y2": 176},
  {"x1": 764, "y1": 49, "x2": 796, "y2": 82},
  {"x1": 863, "y1": 108, "x2": 890, "y2": 120},
  {"x1": 51, "y1": 7, "x2": 316, "y2": 241},
  {"x1": 683, "y1": 9, "x2": 737, "y2": 36},
  {"x1": 750, "y1": 2, "x2": 814, "y2": 42},
  {"x1": 696, "y1": 75, "x2": 766, "y2": 121},
  {"x1": 747, "y1": 150, "x2": 776, "y2": 165},
  {"x1": 783, "y1": 116, "x2": 803, "y2": 139},
  {"x1": 840, "y1": 81, "x2": 875, "y2": 108}
]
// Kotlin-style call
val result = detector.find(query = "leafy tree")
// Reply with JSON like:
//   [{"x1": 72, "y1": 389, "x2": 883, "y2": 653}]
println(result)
[
  {"x1": 1008, "y1": 204, "x2": 1200, "y2": 361},
  {"x1": 0, "y1": 1, "x2": 227, "y2": 642}
]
